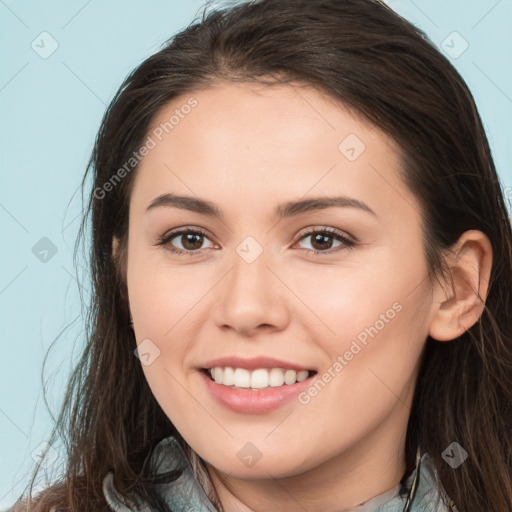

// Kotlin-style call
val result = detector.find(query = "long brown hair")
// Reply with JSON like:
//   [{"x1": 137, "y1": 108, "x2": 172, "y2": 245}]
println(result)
[{"x1": 10, "y1": 0, "x2": 512, "y2": 510}]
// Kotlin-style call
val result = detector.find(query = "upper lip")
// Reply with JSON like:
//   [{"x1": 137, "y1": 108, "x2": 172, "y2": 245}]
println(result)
[{"x1": 201, "y1": 356, "x2": 314, "y2": 372}]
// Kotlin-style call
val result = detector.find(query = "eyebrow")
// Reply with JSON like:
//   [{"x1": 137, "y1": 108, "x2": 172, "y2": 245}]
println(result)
[{"x1": 145, "y1": 193, "x2": 377, "y2": 218}]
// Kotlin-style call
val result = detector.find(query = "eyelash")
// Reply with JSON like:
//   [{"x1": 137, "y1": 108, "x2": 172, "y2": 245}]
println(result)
[{"x1": 155, "y1": 227, "x2": 355, "y2": 257}]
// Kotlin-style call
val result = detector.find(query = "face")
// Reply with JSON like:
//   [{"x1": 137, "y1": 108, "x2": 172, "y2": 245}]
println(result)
[{"x1": 123, "y1": 81, "x2": 435, "y2": 484}]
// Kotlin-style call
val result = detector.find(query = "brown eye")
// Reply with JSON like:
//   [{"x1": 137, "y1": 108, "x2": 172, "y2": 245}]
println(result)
[
  {"x1": 296, "y1": 228, "x2": 355, "y2": 255},
  {"x1": 179, "y1": 232, "x2": 204, "y2": 251},
  {"x1": 310, "y1": 232, "x2": 335, "y2": 251},
  {"x1": 156, "y1": 228, "x2": 215, "y2": 256}
]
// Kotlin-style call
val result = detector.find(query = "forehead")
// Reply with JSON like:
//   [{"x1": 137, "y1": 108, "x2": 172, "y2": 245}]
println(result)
[{"x1": 129, "y1": 81, "x2": 411, "y2": 224}]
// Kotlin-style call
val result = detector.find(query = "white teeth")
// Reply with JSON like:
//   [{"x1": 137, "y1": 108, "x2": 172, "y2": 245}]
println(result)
[
  {"x1": 269, "y1": 368, "x2": 285, "y2": 387},
  {"x1": 223, "y1": 366, "x2": 235, "y2": 386},
  {"x1": 296, "y1": 370, "x2": 309, "y2": 382},
  {"x1": 284, "y1": 369, "x2": 297, "y2": 385},
  {"x1": 206, "y1": 367, "x2": 312, "y2": 389},
  {"x1": 233, "y1": 368, "x2": 251, "y2": 388},
  {"x1": 250, "y1": 368, "x2": 269, "y2": 389},
  {"x1": 213, "y1": 367, "x2": 223, "y2": 384}
]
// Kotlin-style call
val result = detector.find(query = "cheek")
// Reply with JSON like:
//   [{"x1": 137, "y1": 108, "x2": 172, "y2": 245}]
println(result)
[
  {"x1": 288, "y1": 245, "x2": 427, "y2": 343},
  {"x1": 314, "y1": 266, "x2": 430, "y2": 412},
  {"x1": 126, "y1": 247, "x2": 211, "y2": 404},
  {"x1": 127, "y1": 244, "x2": 210, "y2": 335},
  {"x1": 127, "y1": 262, "x2": 198, "y2": 425},
  {"x1": 292, "y1": 244, "x2": 430, "y2": 402}
]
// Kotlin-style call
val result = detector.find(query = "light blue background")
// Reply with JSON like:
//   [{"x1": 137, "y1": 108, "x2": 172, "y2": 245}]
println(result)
[{"x1": 1, "y1": 0, "x2": 511, "y2": 509}]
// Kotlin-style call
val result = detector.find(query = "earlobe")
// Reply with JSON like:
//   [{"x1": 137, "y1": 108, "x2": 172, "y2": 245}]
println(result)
[{"x1": 429, "y1": 230, "x2": 493, "y2": 342}]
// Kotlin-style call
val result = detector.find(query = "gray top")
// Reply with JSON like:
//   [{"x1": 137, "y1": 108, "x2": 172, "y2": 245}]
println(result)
[{"x1": 102, "y1": 436, "x2": 455, "y2": 511}]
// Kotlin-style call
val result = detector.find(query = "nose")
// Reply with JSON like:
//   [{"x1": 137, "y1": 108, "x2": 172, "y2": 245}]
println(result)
[{"x1": 212, "y1": 246, "x2": 290, "y2": 337}]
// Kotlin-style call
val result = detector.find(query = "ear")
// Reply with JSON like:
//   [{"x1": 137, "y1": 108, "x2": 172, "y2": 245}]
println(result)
[{"x1": 429, "y1": 230, "x2": 493, "y2": 342}]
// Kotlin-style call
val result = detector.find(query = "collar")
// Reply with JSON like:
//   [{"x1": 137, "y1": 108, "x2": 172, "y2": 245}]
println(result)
[{"x1": 103, "y1": 436, "x2": 454, "y2": 511}]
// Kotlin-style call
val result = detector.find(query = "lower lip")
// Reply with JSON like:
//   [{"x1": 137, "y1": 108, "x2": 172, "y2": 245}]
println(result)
[{"x1": 200, "y1": 370, "x2": 316, "y2": 414}]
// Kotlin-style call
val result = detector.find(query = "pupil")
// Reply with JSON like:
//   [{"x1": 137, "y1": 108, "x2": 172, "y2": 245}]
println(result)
[
  {"x1": 183, "y1": 233, "x2": 202, "y2": 250},
  {"x1": 312, "y1": 233, "x2": 332, "y2": 250}
]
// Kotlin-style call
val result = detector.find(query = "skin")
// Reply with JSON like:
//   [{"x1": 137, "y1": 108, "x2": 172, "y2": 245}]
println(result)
[{"x1": 113, "y1": 81, "x2": 492, "y2": 511}]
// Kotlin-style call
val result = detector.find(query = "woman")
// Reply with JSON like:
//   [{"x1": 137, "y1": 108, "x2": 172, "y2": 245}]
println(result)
[{"x1": 10, "y1": 0, "x2": 512, "y2": 510}]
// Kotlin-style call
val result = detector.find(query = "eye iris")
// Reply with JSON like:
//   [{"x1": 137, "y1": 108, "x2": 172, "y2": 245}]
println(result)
[
  {"x1": 182, "y1": 233, "x2": 203, "y2": 250},
  {"x1": 311, "y1": 233, "x2": 333, "y2": 251}
]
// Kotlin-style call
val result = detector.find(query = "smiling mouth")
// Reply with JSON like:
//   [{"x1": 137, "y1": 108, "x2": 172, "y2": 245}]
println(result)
[{"x1": 201, "y1": 367, "x2": 318, "y2": 390}]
